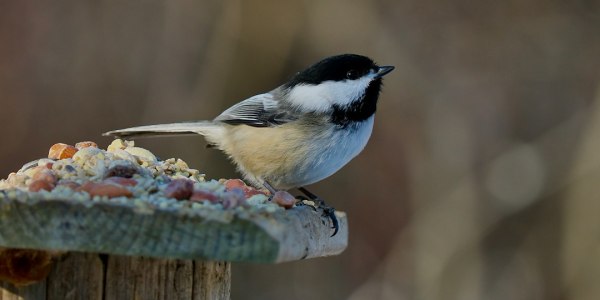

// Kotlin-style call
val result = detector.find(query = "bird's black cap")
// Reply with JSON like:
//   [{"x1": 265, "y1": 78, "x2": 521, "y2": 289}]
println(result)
[{"x1": 285, "y1": 54, "x2": 380, "y2": 88}]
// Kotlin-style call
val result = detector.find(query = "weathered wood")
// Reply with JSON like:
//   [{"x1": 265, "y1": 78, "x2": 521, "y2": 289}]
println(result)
[
  {"x1": 104, "y1": 256, "x2": 195, "y2": 300},
  {"x1": 46, "y1": 253, "x2": 103, "y2": 300},
  {"x1": 0, "y1": 196, "x2": 347, "y2": 263},
  {"x1": 0, "y1": 279, "x2": 46, "y2": 300},
  {"x1": 0, "y1": 252, "x2": 230, "y2": 300},
  {"x1": 192, "y1": 261, "x2": 230, "y2": 300}
]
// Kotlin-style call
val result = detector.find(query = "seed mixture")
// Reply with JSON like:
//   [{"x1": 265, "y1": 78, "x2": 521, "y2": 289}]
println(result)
[{"x1": 0, "y1": 139, "x2": 296, "y2": 214}]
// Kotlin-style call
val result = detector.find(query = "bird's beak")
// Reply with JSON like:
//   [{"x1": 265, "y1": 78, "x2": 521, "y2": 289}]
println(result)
[{"x1": 375, "y1": 66, "x2": 395, "y2": 78}]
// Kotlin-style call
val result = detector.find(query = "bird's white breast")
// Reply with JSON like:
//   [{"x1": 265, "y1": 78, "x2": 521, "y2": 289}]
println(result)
[{"x1": 290, "y1": 115, "x2": 375, "y2": 188}]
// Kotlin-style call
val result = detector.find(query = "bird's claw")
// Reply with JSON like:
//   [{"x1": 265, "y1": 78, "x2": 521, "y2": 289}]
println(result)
[
  {"x1": 304, "y1": 200, "x2": 339, "y2": 236},
  {"x1": 321, "y1": 206, "x2": 339, "y2": 237}
]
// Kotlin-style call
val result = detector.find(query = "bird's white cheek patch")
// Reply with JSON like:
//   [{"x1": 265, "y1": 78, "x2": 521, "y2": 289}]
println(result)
[
  {"x1": 287, "y1": 77, "x2": 372, "y2": 112},
  {"x1": 287, "y1": 84, "x2": 332, "y2": 112}
]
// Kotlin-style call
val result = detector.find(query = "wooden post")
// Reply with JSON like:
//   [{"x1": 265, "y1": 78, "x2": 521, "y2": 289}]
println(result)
[
  {"x1": 0, "y1": 195, "x2": 348, "y2": 299},
  {"x1": 0, "y1": 252, "x2": 231, "y2": 300}
]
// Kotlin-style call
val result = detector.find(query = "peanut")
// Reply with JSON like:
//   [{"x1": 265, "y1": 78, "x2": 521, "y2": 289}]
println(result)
[
  {"x1": 272, "y1": 191, "x2": 295, "y2": 209},
  {"x1": 164, "y1": 179, "x2": 194, "y2": 200},
  {"x1": 57, "y1": 181, "x2": 80, "y2": 190},
  {"x1": 104, "y1": 176, "x2": 137, "y2": 187},
  {"x1": 31, "y1": 168, "x2": 57, "y2": 185},
  {"x1": 29, "y1": 180, "x2": 55, "y2": 192},
  {"x1": 224, "y1": 179, "x2": 267, "y2": 198},
  {"x1": 190, "y1": 190, "x2": 219, "y2": 203},
  {"x1": 105, "y1": 164, "x2": 138, "y2": 178},
  {"x1": 78, "y1": 181, "x2": 133, "y2": 198},
  {"x1": 48, "y1": 143, "x2": 78, "y2": 160}
]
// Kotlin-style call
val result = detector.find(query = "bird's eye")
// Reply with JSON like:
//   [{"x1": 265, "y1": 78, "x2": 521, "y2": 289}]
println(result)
[{"x1": 346, "y1": 70, "x2": 359, "y2": 80}]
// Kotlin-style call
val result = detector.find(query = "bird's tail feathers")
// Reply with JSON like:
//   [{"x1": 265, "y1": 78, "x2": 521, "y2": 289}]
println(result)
[{"x1": 103, "y1": 121, "x2": 222, "y2": 139}]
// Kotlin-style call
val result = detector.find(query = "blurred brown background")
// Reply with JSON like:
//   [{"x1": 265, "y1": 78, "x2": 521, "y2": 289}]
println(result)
[{"x1": 1, "y1": 0, "x2": 600, "y2": 299}]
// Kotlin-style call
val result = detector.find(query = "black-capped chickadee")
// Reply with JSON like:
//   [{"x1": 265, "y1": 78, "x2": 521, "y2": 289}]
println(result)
[{"x1": 104, "y1": 54, "x2": 394, "y2": 236}]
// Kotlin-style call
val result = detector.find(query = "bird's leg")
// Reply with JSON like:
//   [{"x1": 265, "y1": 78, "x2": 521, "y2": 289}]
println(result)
[
  {"x1": 298, "y1": 187, "x2": 339, "y2": 237},
  {"x1": 262, "y1": 181, "x2": 277, "y2": 195}
]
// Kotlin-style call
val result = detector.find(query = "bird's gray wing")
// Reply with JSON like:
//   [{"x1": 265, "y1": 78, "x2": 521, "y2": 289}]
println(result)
[{"x1": 214, "y1": 93, "x2": 298, "y2": 127}]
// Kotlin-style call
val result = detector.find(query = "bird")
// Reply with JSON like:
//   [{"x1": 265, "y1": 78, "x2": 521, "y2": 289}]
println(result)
[{"x1": 104, "y1": 54, "x2": 394, "y2": 236}]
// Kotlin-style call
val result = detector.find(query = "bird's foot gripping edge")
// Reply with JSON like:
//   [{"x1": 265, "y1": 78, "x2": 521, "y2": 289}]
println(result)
[
  {"x1": 262, "y1": 182, "x2": 339, "y2": 237},
  {"x1": 298, "y1": 187, "x2": 339, "y2": 237}
]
